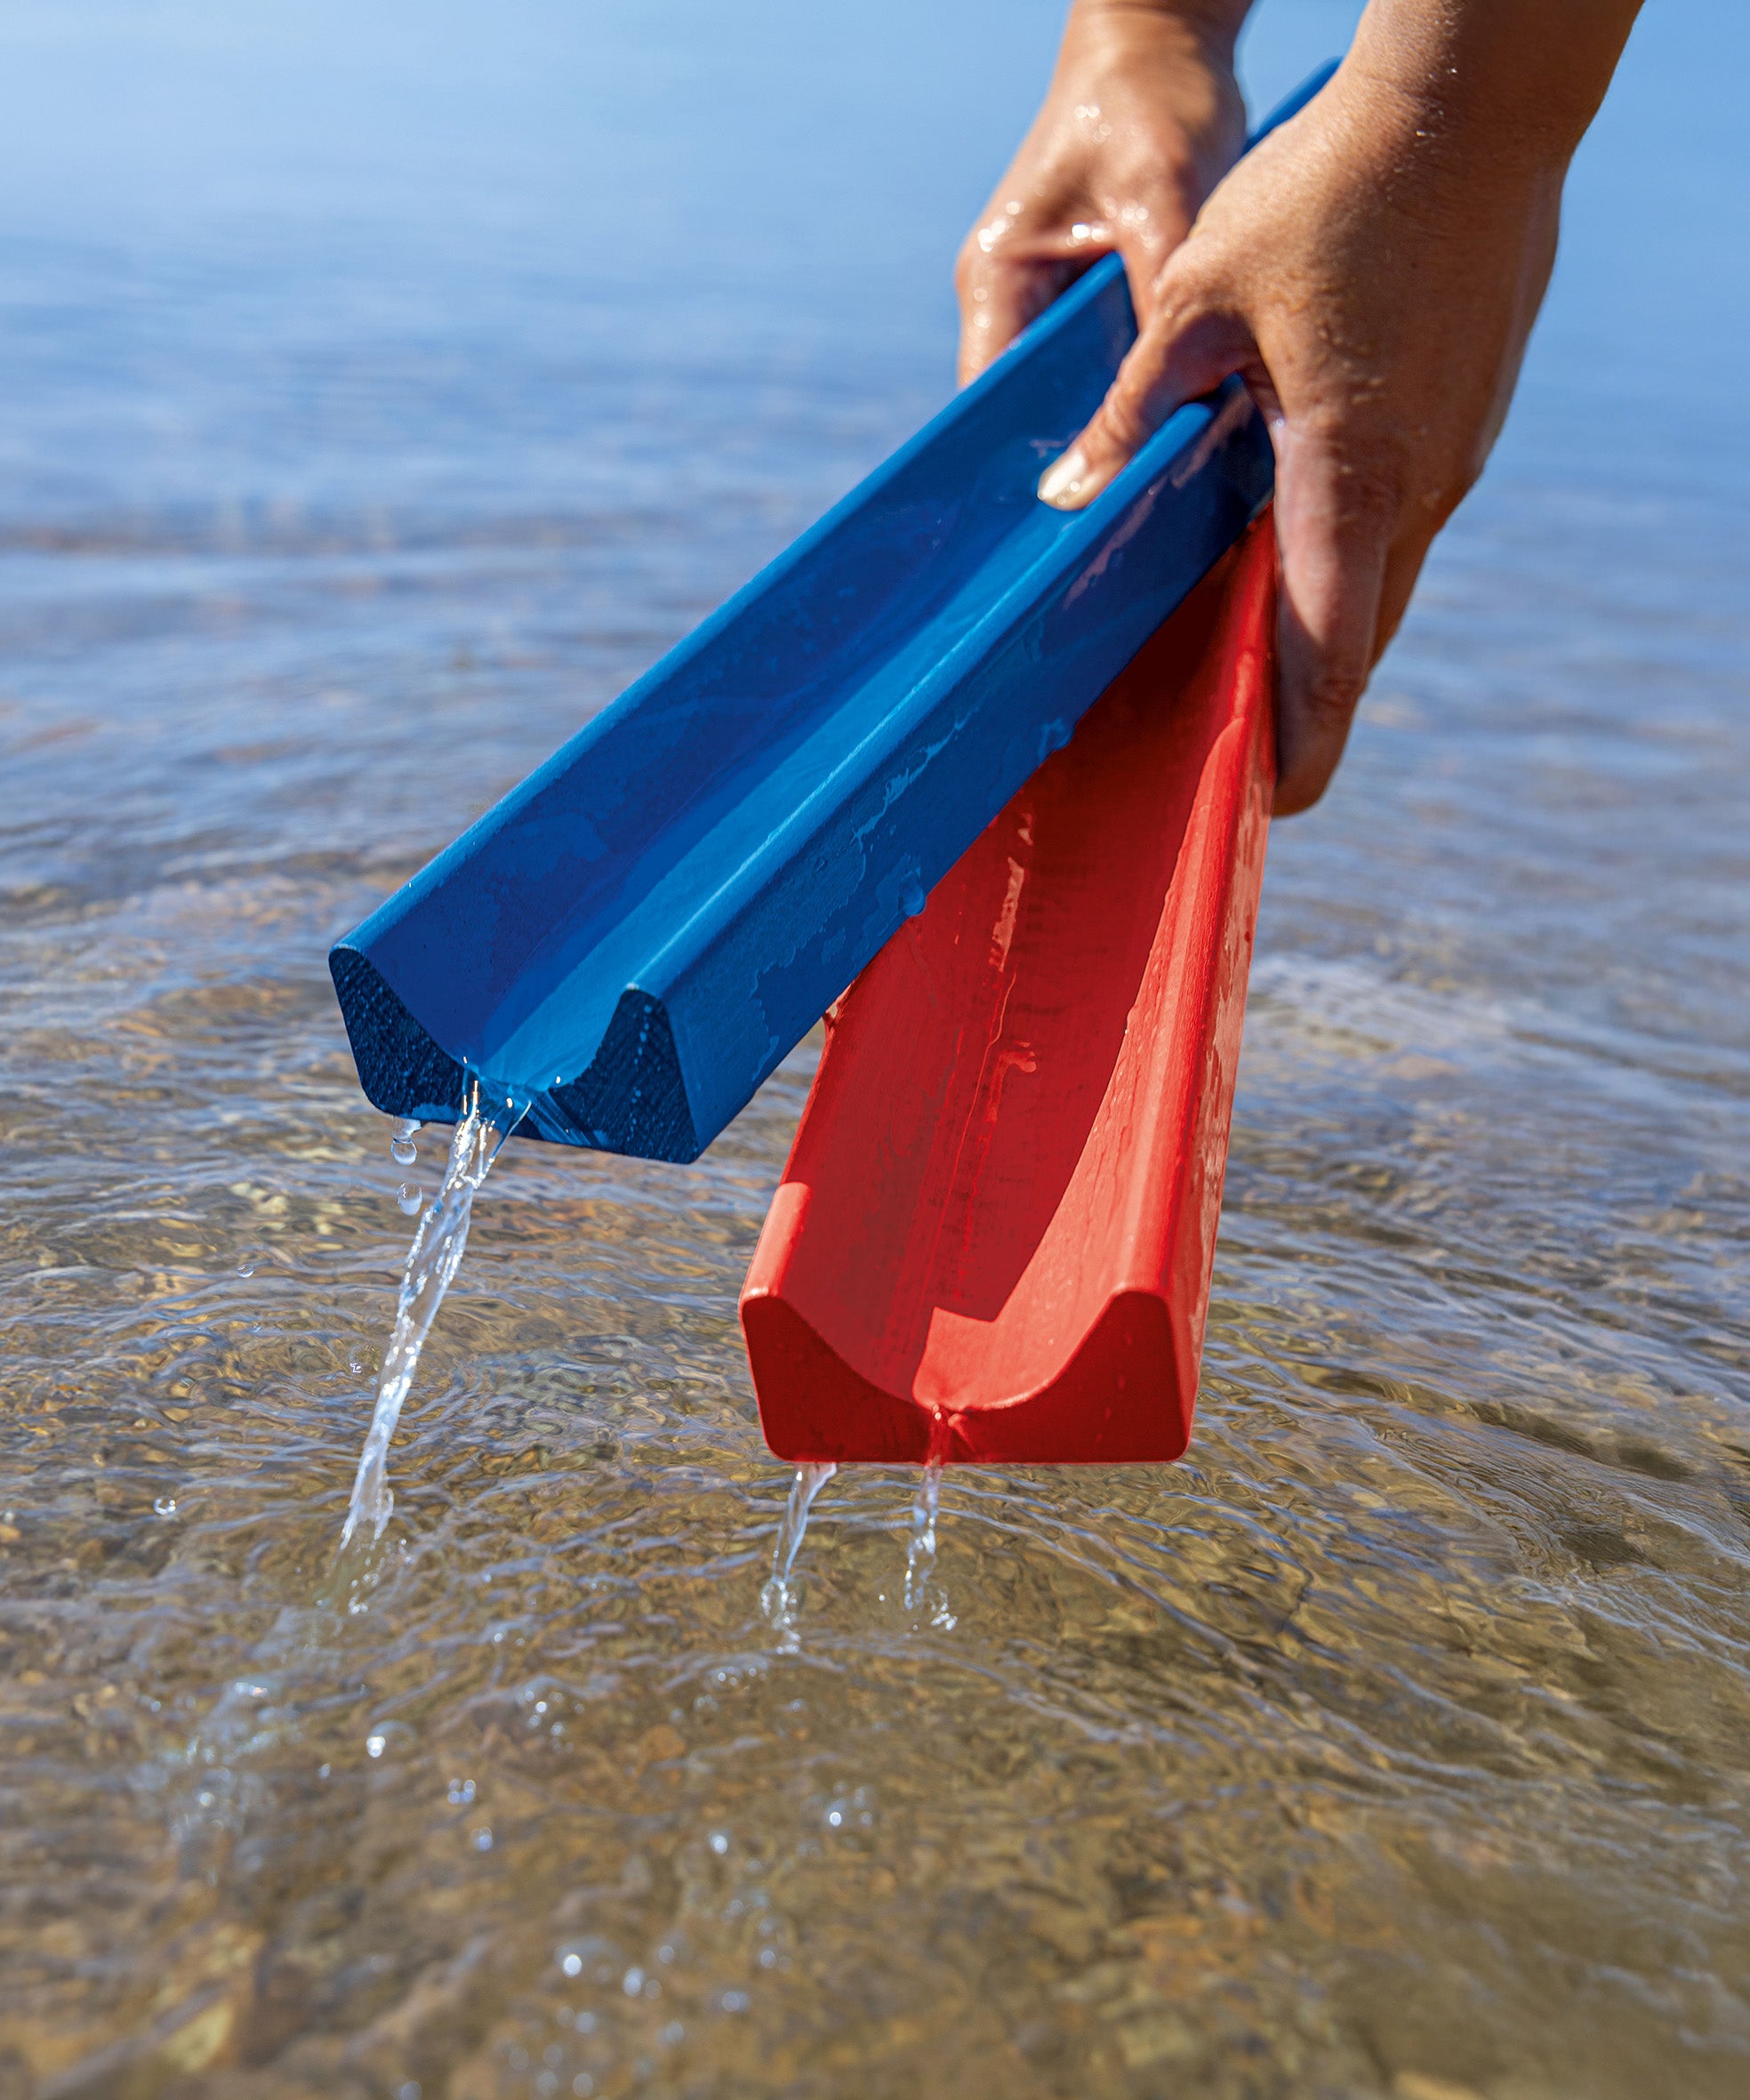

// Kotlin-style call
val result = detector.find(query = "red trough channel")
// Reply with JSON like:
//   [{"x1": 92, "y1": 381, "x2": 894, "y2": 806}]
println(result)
[{"x1": 741, "y1": 520, "x2": 1276, "y2": 1464}]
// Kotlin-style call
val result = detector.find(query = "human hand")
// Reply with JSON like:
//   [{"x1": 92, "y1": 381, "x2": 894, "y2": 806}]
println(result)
[
  {"x1": 1032, "y1": 4, "x2": 1642, "y2": 814},
  {"x1": 955, "y1": 1, "x2": 1248, "y2": 386}
]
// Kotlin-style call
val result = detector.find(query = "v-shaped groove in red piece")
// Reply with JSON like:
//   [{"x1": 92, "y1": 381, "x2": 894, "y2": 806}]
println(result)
[{"x1": 741, "y1": 520, "x2": 1277, "y2": 1463}]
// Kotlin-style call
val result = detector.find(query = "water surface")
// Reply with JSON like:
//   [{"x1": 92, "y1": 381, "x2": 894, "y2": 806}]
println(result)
[{"x1": 3, "y1": 3, "x2": 1748, "y2": 2096}]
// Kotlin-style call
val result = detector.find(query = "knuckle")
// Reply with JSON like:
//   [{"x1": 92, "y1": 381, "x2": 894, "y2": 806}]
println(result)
[
  {"x1": 1299, "y1": 662, "x2": 1368, "y2": 727},
  {"x1": 1137, "y1": 282, "x2": 1202, "y2": 352},
  {"x1": 1095, "y1": 390, "x2": 1152, "y2": 459},
  {"x1": 1150, "y1": 249, "x2": 1212, "y2": 319}
]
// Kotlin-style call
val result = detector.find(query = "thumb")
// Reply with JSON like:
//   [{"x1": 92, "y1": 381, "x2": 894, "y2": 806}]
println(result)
[{"x1": 1037, "y1": 276, "x2": 1250, "y2": 510}]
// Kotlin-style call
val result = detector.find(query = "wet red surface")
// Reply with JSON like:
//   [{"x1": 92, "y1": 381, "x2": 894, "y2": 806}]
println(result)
[{"x1": 744, "y1": 524, "x2": 1275, "y2": 1462}]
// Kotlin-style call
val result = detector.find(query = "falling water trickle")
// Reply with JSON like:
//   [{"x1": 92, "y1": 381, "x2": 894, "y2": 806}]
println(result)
[
  {"x1": 341, "y1": 1082, "x2": 523, "y2": 1549},
  {"x1": 903, "y1": 1460, "x2": 943, "y2": 1610},
  {"x1": 760, "y1": 1463, "x2": 837, "y2": 1632},
  {"x1": 903, "y1": 1411, "x2": 956, "y2": 1623}
]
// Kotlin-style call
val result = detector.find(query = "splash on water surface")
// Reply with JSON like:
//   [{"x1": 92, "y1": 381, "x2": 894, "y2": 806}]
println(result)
[{"x1": 341, "y1": 1082, "x2": 524, "y2": 1549}]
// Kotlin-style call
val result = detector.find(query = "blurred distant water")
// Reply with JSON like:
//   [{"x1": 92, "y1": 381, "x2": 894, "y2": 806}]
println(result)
[{"x1": 2, "y1": 4, "x2": 1747, "y2": 2097}]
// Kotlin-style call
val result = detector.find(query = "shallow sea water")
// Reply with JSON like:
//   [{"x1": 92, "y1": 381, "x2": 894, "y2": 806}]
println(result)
[{"x1": 3, "y1": 3, "x2": 1749, "y2": 2096}]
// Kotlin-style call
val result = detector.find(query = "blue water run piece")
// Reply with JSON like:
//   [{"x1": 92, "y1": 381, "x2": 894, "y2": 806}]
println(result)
[{"x1": 330, "y1": 67, "x2": 1337, "y2": 1163}]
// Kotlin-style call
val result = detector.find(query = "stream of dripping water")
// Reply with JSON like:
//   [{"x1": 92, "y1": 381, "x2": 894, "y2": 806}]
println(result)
[
  {"x1": 903, "y1": 1412, "x2": 956, "y2": 1621},
  {"x1": 903, "y1": 1460, "x2": 943, "y2": 1608},
  {"x1": 341, "y1": 1082, "x2": 523, "y2": 1549},
  {"x1": 759, "y1": 1462, "x2": 837, "y2": 1632}
]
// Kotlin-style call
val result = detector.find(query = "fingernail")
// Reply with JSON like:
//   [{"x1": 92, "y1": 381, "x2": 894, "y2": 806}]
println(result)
[{"x1": 1037, "y1": 447, "x2": 1091, "y2": 508}]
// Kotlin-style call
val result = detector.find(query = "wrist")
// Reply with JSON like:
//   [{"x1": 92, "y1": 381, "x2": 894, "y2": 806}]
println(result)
[
  {"x1": 1340, "y1": 0, "x2": 1642, "y2": 177},
  {"x1": 1065, "y1": 0, "x2": 1251, "y2": 76}
]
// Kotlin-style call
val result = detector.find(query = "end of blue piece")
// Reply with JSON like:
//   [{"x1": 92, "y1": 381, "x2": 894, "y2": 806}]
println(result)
[{"x1": 329, "y1": 946, "x2": 702, "y2": 1163}]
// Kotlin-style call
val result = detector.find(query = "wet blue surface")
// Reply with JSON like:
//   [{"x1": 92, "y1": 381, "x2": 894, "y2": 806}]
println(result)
[{"x1": 330, "y1": 300, "x2": 1268, "y2": 1160}]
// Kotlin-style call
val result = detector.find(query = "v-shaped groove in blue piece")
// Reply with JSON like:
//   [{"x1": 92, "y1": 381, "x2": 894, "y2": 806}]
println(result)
[{"x1": 330, "y1": 65, "x2": 1337, "y2": 1163}]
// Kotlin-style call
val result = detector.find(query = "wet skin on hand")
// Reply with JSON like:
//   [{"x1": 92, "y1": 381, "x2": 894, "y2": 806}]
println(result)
[{"x1": 963, "y1": 0, "x2": 1646, "y2": 816}]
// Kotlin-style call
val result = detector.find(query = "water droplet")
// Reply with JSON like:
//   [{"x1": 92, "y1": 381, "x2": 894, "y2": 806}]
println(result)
[
  {"x1": 390, "y1": 1119, "x2": 420, "y2": 1166},
  {"x1": 366, "y1": 1734, "x2": 385, "y2": 1758},
  {"x1": 561, "y1": 1951, "x2": 582, "y2": 1976},
  {"x1": 397, "y1": 1183, "x2": 422, "y2": 1216},
  {"x1": 720, "y1": 1991, "x2": 750, "y2": 2015},
  {"x1": 153, "y1": 1496, "x2": 177, "y2": 1518},
  {"x1": 623, "y1": 1967, "x2": 644, "y2": 1996},
  {"x1": 235, "y1": 1254, "x2": 257, "y2": 1278},
  {"x1": 709, "y1": 1830, "x2": 729, "y2": 1855},
  {"x1": 472, "y1": 1826, "x2": 493, "y2": 1850}
]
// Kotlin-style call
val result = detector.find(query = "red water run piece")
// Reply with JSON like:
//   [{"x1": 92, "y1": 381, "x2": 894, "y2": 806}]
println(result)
[{"x1": 740, "y1": 520, "x2": 1277, "y2": 1464}]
